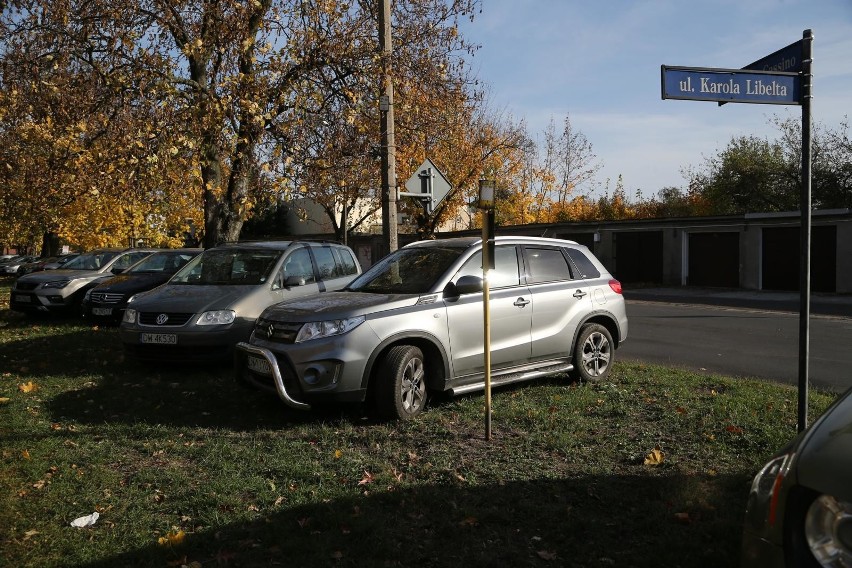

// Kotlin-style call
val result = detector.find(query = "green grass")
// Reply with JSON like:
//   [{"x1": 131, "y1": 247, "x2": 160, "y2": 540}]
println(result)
[{"x1": 0, "y1": 278, "x2": 839, "y2": 567}]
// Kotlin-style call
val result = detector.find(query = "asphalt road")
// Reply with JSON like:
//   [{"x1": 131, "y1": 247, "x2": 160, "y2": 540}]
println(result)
[{"x1": 618, "y1": 299, "x2": 852, "y2": 392}]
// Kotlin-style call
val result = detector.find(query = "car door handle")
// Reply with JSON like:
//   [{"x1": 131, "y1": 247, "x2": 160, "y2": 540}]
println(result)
[
  {"x1": 573, "y1": 290, "x2": 587, "y2": 299},
  {"x1": 513, "y1": 297, "x2": 530, "y2": 308}
]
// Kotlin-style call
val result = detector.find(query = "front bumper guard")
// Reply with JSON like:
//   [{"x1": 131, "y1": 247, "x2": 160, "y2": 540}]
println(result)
[{"x1": 235, "y1": 342, "x2": 311, "y2": 411}]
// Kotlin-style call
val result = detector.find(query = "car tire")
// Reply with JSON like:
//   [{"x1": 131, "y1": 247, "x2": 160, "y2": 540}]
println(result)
[
  {"x1": 374, "y1": 345, "x2": 427, "y2": 420},
  {"x1": 571, "y1": 323, "x2": 614, "y2": 383}
]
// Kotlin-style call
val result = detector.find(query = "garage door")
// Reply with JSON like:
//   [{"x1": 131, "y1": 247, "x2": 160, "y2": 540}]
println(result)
[
  {"x1": 762, "y1": 226, "x2": 836, "y2": 292},
  {"x1": 613, "y1": 231, "x2": 663, "y2": 284},
  {"x1": 688, "y1": 232, "x2": 740, "y2": 287}
]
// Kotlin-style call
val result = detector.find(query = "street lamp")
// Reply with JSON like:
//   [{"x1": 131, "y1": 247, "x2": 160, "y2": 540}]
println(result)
[{"x1": 478, "y1": 178, "x2": 496, "y2": 440}]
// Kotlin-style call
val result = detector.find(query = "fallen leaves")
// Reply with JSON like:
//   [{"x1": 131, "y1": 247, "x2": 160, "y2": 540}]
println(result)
[
  {"x1": 158, "y1": 529, "x2": 185, "y2": 547},
  {"x1": 644, "y1": 448, "x2": 664, "y2": 466},
  {"x1": 18, "y1": 381, "x2": 38, "y2": 393}
]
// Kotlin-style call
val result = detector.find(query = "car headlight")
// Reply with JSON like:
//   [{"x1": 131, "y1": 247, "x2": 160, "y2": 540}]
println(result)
[
  {"x1": 123, "y1": 308, "x2": 137, "y2": 324},
  {"x1": 84, "y1": 289, "x2": 93, "y2": 300},
  {"x1": 197, "y1": 310, "x2": 236, "y2": 326},
  {"x1": 43, "y1": 279, "x2": 72, "y2": 289},
  {"x1": 295, "y1": 316, "x2": 365, "y2": 343},
  {"x1": 805, "y1": 494, "x2": 852, "y2": 566}
]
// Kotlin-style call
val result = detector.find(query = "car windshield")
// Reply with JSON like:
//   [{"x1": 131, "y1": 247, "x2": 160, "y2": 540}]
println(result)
[
  {"x1": 127, "y1": 251, "x2": 198, "y2": 274},
  {"x1": 62, "y1": 251, "x2": 121, "y2": 271},
  {"x1": 348, "y1": 246, "x2": 466, "y2": 294},
  {"x1": 170, "y1": 249, "x2": 282, "y2": 285}
]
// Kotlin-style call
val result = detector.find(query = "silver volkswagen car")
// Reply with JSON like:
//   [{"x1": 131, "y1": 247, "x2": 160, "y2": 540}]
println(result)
[
  {"x1": 120, "y1": 240, "x2": 360, "y2": 361},
  {"x1": 236, "y1": 236, "x2": 628, "y2": 420}
]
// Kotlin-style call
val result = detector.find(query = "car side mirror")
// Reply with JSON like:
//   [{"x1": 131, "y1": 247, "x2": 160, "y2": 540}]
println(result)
[
  {"x1": 285, "y1": 275, "x2": 306, "y2": 287},
  {"x1": 453, "y1": 275, "x2": 484, "y2": 295},
  {"x1": 111, "y1": 267, "x2": 126, "y2": 274}
]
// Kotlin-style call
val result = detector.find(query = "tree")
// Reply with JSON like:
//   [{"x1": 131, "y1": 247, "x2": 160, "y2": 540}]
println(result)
[
  {"x1": 2, "y1": 0, "x2": 485, "y2": 247},
  {"x1": 686, "y1": 135, "x2": 795, "y2": 214},
  {"x1": 772, "y1": 115, "x2": 852, "y2": 210},
  {"x1": 0, "y1": 10, "x2": 200, "y2": 251},
  {"x1": 544, "y1": 115, "x2": 601, "y2": 205}
]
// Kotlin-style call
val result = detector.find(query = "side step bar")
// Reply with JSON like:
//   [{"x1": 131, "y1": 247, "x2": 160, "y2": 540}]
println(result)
[{"x1": 449, "y1": 362, "x2": 574, "y2": 396}]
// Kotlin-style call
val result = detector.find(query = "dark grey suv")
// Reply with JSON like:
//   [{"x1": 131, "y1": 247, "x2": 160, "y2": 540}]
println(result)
[{"x1": 236, "y1": 236, "x2": 628, "y2": 420}]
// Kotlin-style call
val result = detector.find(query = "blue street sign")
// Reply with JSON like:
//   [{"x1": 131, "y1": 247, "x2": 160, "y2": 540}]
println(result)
[
  {"x1": 718, "y1": 39, "x2": 803, "y2": 106},
  {"x1": 743, "y1": 39, "x2": 803, "y2": 73},
  {"x1": 661, "y1": 66, "x2": 801, "y2": 105}
]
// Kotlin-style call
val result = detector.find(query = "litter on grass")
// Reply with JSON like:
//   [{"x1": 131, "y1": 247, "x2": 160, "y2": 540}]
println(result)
[{"x1": 70, "y1": 512, "x2": 99, "y2": 528}]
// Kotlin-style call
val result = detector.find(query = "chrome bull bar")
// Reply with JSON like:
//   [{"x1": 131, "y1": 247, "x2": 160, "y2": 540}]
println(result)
[{"x1": 236, "y1": 342, "x2": 311, "y2": 411}]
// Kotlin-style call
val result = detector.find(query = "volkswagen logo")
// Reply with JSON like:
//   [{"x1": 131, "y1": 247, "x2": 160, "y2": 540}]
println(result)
[{"x1": 156, "y1": 313, "x2": 169, "y2": 325}]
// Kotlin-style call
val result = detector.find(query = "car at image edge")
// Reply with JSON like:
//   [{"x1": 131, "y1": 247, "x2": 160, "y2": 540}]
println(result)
[
  {"x1": 235, "y1": 236, "x2": 628, "y2": 420},
  {"x1": 741, "y1": 387, "x2": 852, "y2": 567},
  {"x1": 119, "y1": 240, "x2": 361, "y2": 361},
  {"x1": 9, "y1": 248, "x2": 158, "y2": 314}
]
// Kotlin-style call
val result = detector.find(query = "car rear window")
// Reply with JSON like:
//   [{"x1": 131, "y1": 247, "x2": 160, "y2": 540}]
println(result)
[{"x1": 565, "y1": 248, "x2": 601, "y2": 279}]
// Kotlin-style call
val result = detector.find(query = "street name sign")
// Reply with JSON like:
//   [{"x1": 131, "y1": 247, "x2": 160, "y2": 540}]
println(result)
[
  {"x1": 661, "y1": 66, "x2": 801, "y2": 105},
  {"x1": 719, "y1": 39, "x2": 803, "y2": 106},
  {"x1": 743, "y1": 39, "x2": 803, "y2": 73}
]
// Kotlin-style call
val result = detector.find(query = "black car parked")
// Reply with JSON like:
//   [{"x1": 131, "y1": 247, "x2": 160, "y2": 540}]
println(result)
[{"x1": 81, "y1": 249, "x2": 202, "y2": 323}]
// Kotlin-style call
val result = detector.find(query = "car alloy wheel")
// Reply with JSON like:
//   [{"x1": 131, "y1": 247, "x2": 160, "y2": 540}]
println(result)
[
  {"x1": 375, "y1": 345, "x2": 427, "y2": 420},
  {"x1": 573, "y1": 323, "x2": 613, "y2": 383}
]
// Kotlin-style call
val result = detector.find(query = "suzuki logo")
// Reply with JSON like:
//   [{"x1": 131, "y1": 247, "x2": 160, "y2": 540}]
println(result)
[
  {"x1": 156, "y1": 313, "x2": 169, "y2": 325},
  {"x1": 267, "y1": 323, "x2": 275, "y2": 338}
]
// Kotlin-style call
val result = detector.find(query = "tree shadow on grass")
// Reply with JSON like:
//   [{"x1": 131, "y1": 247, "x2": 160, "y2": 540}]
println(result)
[{"x1": 73, "y1": 473, "x2": 749, "y2": 568}]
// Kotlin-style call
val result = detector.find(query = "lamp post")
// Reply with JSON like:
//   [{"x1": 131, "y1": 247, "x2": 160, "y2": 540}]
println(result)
[{"x1": 478, "y1": 178, "x2": 495, "y2": 440}]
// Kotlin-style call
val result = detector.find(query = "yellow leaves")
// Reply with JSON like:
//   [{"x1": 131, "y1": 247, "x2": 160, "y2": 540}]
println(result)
[
  {"x1": 333, "y1": 449, "x2": 342, "y2": 459},
  {"x1": 158, "y1": 529, "x2": 186, "y2": 547},
  {"x1": 644, "y1": 448, "x2": 664, "y2": 466},
  {"x1": 0, "y1": 397, "x2": 10, "y2": 404},
  {"x1": 18, "y1": 382, "x2": 38, "y2": 393}
]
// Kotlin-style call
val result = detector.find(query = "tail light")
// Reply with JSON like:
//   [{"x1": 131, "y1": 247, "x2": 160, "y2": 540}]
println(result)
[{"x1": 609, "y1": 279, "x2": 623, "y2": 294}]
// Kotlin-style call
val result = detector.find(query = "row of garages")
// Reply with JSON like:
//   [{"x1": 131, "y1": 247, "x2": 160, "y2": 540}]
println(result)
[
  {"x1": 539, "y1": 209, "x2": 851, "y2": 294},
  {"x1": 347, "y1": 208, "x2": 852, "y2": 294}
]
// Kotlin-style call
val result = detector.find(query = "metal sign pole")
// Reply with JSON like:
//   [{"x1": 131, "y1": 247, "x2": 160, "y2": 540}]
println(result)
[
  {"x1": 797, "y1": 29, "x2": 813, "y2": 432},
  {"x1": 482, "y1": 220, "x2": 492, "y2": 441},
  {"x1": 478, "y1": 179, "x2": 495, "y2": 441}
]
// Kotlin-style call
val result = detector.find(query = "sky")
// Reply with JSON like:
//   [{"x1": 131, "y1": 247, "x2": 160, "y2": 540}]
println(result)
[{"x1": 457, "y1": 0, "x2": 852, "y2": 199}]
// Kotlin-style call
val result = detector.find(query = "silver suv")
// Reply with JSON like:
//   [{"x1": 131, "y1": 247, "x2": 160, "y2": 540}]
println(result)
[
  {"x1": 10, "y1": 248, "x2": 157, "y2": 314},
  {"x1": 236, "y1": 236, "x2": 628, "y2": 420},
  {"x1": 120, "y1": 240, "x2": 360, "y2": 361}
]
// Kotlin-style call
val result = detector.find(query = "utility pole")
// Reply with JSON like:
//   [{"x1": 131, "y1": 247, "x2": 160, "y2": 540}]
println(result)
[{"x1": 379, "y1": 0, "x2": 398, "y2": 253}]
